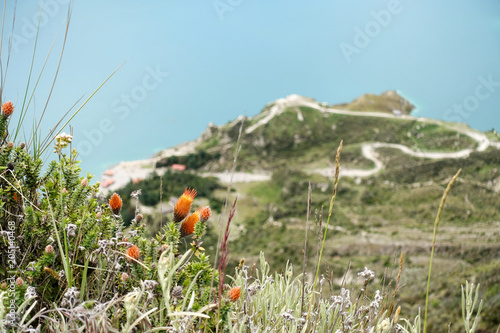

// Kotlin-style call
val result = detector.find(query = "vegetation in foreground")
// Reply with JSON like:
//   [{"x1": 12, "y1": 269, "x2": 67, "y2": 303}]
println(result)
[
  {"x1": 121, "y1": 103, "x2": 500, "y2": 330},
  {"x1": 0, "y1": 4, "x2": 494, "y2": 329},
  {"x1": 0, "y1": 107, "x2": 488, "y2": 331}
]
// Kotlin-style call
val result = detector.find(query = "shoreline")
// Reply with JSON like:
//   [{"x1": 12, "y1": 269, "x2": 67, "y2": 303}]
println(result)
[{"x1": 98, "y1": 93, "x2": 500, "y2": 194}]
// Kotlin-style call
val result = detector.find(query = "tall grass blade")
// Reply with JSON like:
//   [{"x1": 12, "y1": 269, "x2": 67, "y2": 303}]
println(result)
[
  {"x1": 0, "y1": 0, "x2": 7, "y2": 102},
  {"x1": 389, "y1": 252, "x2": 404, "y2": 316},
  {"x1": 34, "y1": 4, "x2": 73, "y2": 137},
  {"x1": 301, "y1": 182, "x2": 312, "y2": 313},
  {"x1": 423, "y1": 168, "x2": 461, "y2": 333},
  {"x1": 38, "y1": 62, "x2": 123, "y2": 156},
  {"x1": 15, "y1": 4, "x2": 48, "y2": 144},
  {"x1": 308, "y1": 140, "x2": 343, "y2": 318}
]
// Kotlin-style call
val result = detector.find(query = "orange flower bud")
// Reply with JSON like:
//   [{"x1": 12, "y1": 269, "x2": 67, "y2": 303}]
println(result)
[
  {"x1": 199, "y1": 206, "x2": 211, "y2": 223},
  {"x1": 173, "y1": 188, "x2": 197, "y2": 222},
  {"x1": 2, "y1": 101, "x2": 13, "y2": 118},
  {"x1": 228, "y1": 286, "x2": 241, "y2": 302},
  {"x1": 126, "y1": 245, "x2": 141, "y2": 261},
  {"x1": 136, "y1": 213, "x2": 143, "y2": 223},
  {"x1": 109, "y1": 192, "x2": 123, "y2": 215},
  {"x1": 179, "y1": 210, "x2": 200, "y2": 237},
  {"x1": 15, "y1": 277, "x2": 23, "y2": 287}
]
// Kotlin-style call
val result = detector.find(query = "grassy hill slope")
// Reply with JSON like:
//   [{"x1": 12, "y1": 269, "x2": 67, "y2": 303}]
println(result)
[{"x1": 112, "y1": 92, "x2": 500, "y2": 332}]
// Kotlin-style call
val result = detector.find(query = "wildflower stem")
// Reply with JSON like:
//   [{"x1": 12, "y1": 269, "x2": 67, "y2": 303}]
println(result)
[
  {"x1": 44, "y1": 188, "x2": 72, "y2": 288},
  {"x1": 209, "y1": 117, "x2": 244, "y2": 333},
  {"x1": 58, "y1": 153, "x2": 73, "y2": 288},
  {"x1": 308, "y1": 140, "x2": 342, "y2": 319},
  {"x1": 218, "y1": 197, "x2": 238, "y2": 307},
  {"x1": 80, "y1": 256, "x2": 90, "y2": 301},
  {"x1": 423, "y1": 168, "x2": 461, "y2": 333},
  {"x1": 389, "y1": 252, "x2": 404, "y2": 316},
  {"x1": 301, "y1": 182, "x2": 312, "y2": 314}
]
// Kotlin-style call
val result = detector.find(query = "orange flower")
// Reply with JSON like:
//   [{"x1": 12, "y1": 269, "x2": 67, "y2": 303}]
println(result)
[
  {"x1": 179, "y1": 210, "x2": 200, "y2": 237},
  {"x1": 199, "y1": 206, "x2": 211, "y2": 223},
  {"x1": 228, "y1": 286, "x2": 241, "y2": 302},
  {"x1": 126, "y1": 245, "x2": 141, "y2": 261},
  {"x1": 173, "y1": 188, "x2": 197, "y2": 222},
  {"x1": 2, "y1": 101, "x2": 13, "y2": 118},
  {"x1": 109, "y1": 193, "x2": 123, "y2": 215}
]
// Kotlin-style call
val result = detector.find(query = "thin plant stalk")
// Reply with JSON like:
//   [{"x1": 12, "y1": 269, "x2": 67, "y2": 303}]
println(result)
[
  {"x1": 423, "y1": 168, "x2": 461, "y2": 333},
  {"x1": 308, "y1": 140, "x2": 343, "y2": 318},
  {"x1": 159, "y1": 175, "x2": 163, "y2": 227},
  {"x1": 216, "y1": 197, "x2": 237, "y2": 332},
  {"x1": 44, "y1": 188, "x2": 72, "y2": 288},
  {"x1": 301, "y1": 182, "x2": 312, "y2": 314},
  {"x1": 0, "y1": 0, "x2": 8, "y2": 103},
  {"x1": 57, "y1": 150, "x2": 73, "y2": 287},
  {"x1": 16, "y1": 5, "x2": 58, "y2": 144},
  {"x1": 0, "y1": 0, "x2": 15, "y2": 103},
  {"x1": 388, "y1": 252, "x2": 404, "y2": 316},
  {"x1": 0, "y1": 0, "x2": 7, "y2": 68},
  {"x1": 213, "y1": 116, "x2": 244, "y2": 270},
  {"x1": 34, "y1": 4, "x2": 74, "y2": 137},
  {"x1": 206, "y1": 116, "x2": 244, "y2": 333},
  {"x1": 37, "y1": 62, "x2": 123, "y2": 157},
  {"x1": 218, "y1": 197, "x2": 238, "y2": 305}
]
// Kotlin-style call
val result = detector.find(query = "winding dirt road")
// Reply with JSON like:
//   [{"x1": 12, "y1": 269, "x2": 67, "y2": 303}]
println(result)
[
  {"x1": 313, "y1": 107, "x2": 499, "y2": 179},
  {"x1": 220, "y1": 107, "x2": 500, "y2": 183},
  {"x1": 101, "y1": 96, "x2": 500, "y2": 189}
]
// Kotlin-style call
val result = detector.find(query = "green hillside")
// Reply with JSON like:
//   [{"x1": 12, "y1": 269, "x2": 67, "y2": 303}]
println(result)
[{"x1": 114, "y1": 93, "x2": 500, "y2": 332}]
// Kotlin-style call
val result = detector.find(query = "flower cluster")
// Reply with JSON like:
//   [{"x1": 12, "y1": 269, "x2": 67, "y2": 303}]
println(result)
[
  {"x1": 0, "y1": 101, "x2": 14, "y2": 138},
  {"x1": 0, "y1": 106, "x2": 222, "y2": 331},
  {"x1": 173, "y1": 187, "x2": 211, "y2": 238},
  {"x1": 173, "y1": 188, "x2": 197, "y2": 222},
  {"x1": 357, "y1": 267, "x2": 375, "y2": 281},
  {"x1": 1, "y1": 101, "x2": 14, "y2": 118},
  {"x1": 54, "y1": 132, "x2": 73, "y2": 152}
]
